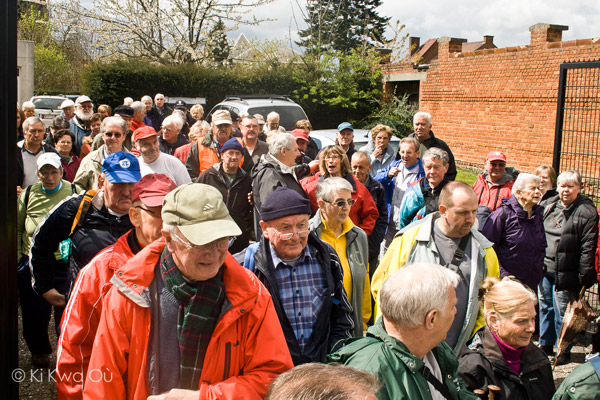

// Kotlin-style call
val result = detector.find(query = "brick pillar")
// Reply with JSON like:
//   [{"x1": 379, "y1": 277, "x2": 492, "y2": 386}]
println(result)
[
  {"x1": 409, "y1": 37, "x2": 420, "y2": 55},
  {"x1": 438, "y1": 36, "x2": 467, "y2": 59},
  {"x1": 529, "y1": 23, "x2": 569, "y2": 45}
]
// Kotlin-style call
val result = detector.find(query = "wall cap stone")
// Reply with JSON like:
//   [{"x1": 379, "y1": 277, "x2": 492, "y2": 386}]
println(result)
[
  {"x1": 438, "y1": 36, "x2": 467, "y2": 43},
  {"x1": 529, "y1": 23, "x2": 569, "y2": 32}
]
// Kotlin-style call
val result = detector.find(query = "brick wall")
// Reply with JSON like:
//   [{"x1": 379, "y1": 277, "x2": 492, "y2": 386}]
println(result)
[{"x1": 384, "y1": 23, "x2": 600, "y2": 172}]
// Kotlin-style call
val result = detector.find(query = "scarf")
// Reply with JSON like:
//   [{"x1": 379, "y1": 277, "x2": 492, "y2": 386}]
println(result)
[
  {"x1": 160, "y1": 248, "x2": 225, "y2": 389},
  {"x1": 491, "y1": 330, "x2": 525, "y2": 375}
]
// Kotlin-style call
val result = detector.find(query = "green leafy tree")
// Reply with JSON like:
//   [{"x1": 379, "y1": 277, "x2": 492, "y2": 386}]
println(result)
[
  {"x1": 365, "y1": 93, "x2": 417, "y2": 136},
  {"x1": 297, "y1": 0, "x2": 390, "y2": 55}
]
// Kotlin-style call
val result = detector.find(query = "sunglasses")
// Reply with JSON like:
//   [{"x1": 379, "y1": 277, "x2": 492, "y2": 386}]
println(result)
[
  {"x1": 324, "y1": 199, "x2": 356, "y2": 208},
  {"x1": 104, "y1": 131, "x2": 123, "y2": 138}
]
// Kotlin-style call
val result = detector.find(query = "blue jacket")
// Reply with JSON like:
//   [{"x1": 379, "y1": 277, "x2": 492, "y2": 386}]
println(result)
[
  {"x1": 481, "y1": 196, "x2": 546, "y2": 290},
  {"x1": 375, "y1": 158, "x2": 425, "y2": 222},
  {"x1": 399, "y1": 177, "x2": 449, "y2": 229}
]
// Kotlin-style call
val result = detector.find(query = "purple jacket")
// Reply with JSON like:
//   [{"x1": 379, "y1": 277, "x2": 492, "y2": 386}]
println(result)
[{"x1": 482, "y1": 196, "x2": 547, "y2": 290}]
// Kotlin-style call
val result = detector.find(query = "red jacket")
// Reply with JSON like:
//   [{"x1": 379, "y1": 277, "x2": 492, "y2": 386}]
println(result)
[
  {"x1": 56, "y1": 231, "x2": 135, "y2": 400},
  {"x1": 174, "y1": 142, "x2": 193, "y2": 164},
  {"x1": 83, "y1": 238, "x2": 293, "y2": 400},
  {"x1": 472, "y1": 173, "x2": 515, "y2": 212},
  {"x1": 300, "y1": 172, "x2": 379, "y2": 235}
]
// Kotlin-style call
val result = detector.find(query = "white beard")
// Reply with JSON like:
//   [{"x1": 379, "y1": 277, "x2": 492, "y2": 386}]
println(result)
[{"x1": 75, "y1": 108, "x2": 93, "y2": 121}]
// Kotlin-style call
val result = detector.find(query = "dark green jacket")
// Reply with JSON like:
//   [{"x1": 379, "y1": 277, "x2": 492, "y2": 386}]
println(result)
[
  {"x1": 328, "y1": 319, "x2": 477, "y2": 400},
  {"x1": 553, "y1": 355, "x2": 600, "y2": 399}
]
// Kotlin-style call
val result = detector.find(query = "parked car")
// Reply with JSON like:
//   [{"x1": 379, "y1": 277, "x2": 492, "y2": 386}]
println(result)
[
  {"x1": 310, "y1": 129, "x2": 401, "y2": 154},
  {"x1": 206, "y1": 95, "x2": 308, "y2": 130},
  {"x1": 30, "y1": 95, "x2": 66, "y2": 126}
]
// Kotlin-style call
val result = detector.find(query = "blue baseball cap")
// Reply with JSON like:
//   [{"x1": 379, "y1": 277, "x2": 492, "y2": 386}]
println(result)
[
  {"x1": 102, "y1": 152, "x2": 141, "y2": 183},
  {"x1": 337, "y1": 122, "x2": 354, "y2": 132}
]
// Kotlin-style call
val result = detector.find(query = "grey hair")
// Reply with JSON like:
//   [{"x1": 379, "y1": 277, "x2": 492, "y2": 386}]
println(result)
[
  {"x1": 511, "y1": 173, "x2": 541, "y2": 196},
  {"x1": 23, "y1": 116, "x2": 43, "y2": 132},
  {"x1": 154, "y1": 93, "x2": 165, "y2": 100},
  {"x1": 130, "y1": 101, "x2": 145, "y2": 114},
  {"x1": 265, "y1": 363, "x2": 379, "y2": 400},
  {"x1": 267, "y1": 111, "x2": 280, "y2": 121},
  {"x1": 422, "y1": 147, "x2": 448, "y2": 166},
  {"x1": 316, "y1": 177, "x2": 353, "y2": 202},
  {"x1": 380, "y1": 263, "x2": 460, "y2": 329},
  {"x1": 351, "y1": 150, "x2": 371, "y2": 165},
  {"x1": 141, "y1": 95, "x2": 152, "y2": 102},
  {"x1": 22, "y1": 101, "x2": 35, "y2": 110},
  {"x1": 557, "y1": 170, "x2": 582, "y2": 188},
  {"x1": 163, "y1": 114, "x2": 184, "y2": 131},
  {"x1": 413, "y1": 111, "x2": 432, "y2": 125},
  {"x1": 269, "y1": 132, "x2": 295, "y2": 156},
  {"x1": 101, "y1": 116, "x2": 128, "y2": 135},
  {"x1": 123, "y1": 97, "x2": 134, "y2": 105},
  {"x1": 399, "y1": 136, "x2": 421, "y2": 153}
]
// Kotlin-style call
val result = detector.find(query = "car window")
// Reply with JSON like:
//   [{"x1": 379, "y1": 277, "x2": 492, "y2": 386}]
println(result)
[
  {"x1": 32, "y1": 97, "x2": 64, "y2": 110},
  {"x1": 248, "y1": 106, "x2": 307, "y2": 131}
]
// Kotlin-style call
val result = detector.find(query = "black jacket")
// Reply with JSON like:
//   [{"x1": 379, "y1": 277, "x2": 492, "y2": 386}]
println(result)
[
  {"x1": 29, "y1": 191, "x2": 132, "y2": 295},
  {"x1": 362, "y1": 175, "x2": 387, "y2": 259},
  {"x1": 196, "y1": 163, "x2": 253, "y2": 253},
  {"x1": 158, "y1": 134, "x2": 189, "y2": 156},
  {"x1": 408, "y1": 130, "x2": 457, "y2": 181},
  {"x1": 235, "y1": 233, "x2": 354, "y2": 366},
  {"x1": 458, "y1": 328, "x2": 554, "y2": 400},
  {"x1": 541, "y1": 194, "x2": 599, "y2": 292},
  {"x1": 17, "y1": 143, "x2": 58, "y2": 188}
]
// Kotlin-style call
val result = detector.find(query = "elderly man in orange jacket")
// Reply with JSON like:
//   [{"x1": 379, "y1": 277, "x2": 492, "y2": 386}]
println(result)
[{"x1": 83, "y1": 183, "x2": 293, "y2": 400}]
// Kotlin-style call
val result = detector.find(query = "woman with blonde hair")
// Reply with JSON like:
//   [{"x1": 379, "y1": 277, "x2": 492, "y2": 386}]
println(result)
[{"x1": 458, "y1": 277, "x2": 554, "y2": 400}]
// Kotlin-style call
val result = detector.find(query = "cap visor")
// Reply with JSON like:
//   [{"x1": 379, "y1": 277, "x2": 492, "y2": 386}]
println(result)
[
  {"x1": 178, "y1": 217, "x2": 242, "y2": 246},
  {"x1": 140, "y1": 194, "x2": 167, "y2": 208},
  {"x1": 105, "y1": 170, "x2": 142, "y2": 183}
]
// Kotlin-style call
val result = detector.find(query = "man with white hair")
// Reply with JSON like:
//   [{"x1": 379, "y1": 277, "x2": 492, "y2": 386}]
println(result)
[
  {"x1": 73, "y1": 117, "x2": 129, "y2": 191},
  {"x1": 142, "y1": 95, "x2": 162, "y2": 132},
  {"x1": 408, "y1": 112, "x2": 457, "y2": 181},
  {"x1": 17, "y1": 116, "x2": 58, "y2": 191},
  {"x1": 159, "y1": 114, "x2": 189, "y2": 156},
  {"x1": 69, "y1": 95, "x2": 94, "y2": 154},
  {"x1": 330, "y1": 263, "x2": 476, "y2": 400},
  {"x1": 251, "y1": 132, "x2": 305, "y2": 228},
  {"x1": 130, "y1": 100, "x2": 147, "y2": 132},
  {"x1": 22, "y1": 101, "x2": 36, "y2": 118},
  {"x1": 153, "y1": 93, "x2": 172, "y2": 118},
  {"x1": 265, "y1": 111, "x2": 286, "y2": 133},
  {"x1": 134, "y1": 126, "x2": 191, "y2": 186},
  {"x1": 123, "y1": 97, "x2": 134, "y2": 106}
]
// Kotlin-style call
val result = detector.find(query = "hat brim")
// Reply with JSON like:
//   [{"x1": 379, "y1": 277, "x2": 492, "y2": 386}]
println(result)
[
  {"x1": 178, "y1": 215, "x2": 242, "y2": 246},
  {"x1": 105, "y1": 170, "x2": 142, "y2": 184},
  {"x1": 487, "y1": 157, "x2": 506, "y2": 162},
  {"x1": 138, "y1": 194, "x2": 166, "y2": 208},
  {"x1": 213, "y1": 119, "x2": 232, "y2": 126}
]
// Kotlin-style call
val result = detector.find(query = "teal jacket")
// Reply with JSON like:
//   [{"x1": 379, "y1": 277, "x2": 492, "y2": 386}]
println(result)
[
  {"x1": 553, "y1": 355, "x2": 600, "y2": 399},
  {"x1": 328, "y1": 319, "x2": 477, "y2": 400}
]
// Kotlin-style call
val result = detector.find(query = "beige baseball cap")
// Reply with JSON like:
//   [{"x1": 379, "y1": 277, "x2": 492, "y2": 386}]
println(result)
[
  {"x1": 212, "y1": 110, "x2": 233, "y2": 126},
  {"x1": 161, "y1": 183, "x2": 241, "y2": 245}
]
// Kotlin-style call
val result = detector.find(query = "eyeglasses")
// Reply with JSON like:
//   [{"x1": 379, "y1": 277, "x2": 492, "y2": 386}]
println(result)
[
  {"x1": 39, "y1": 169, "x2": 60, "y2": 178},
  {"x1": 135, "y1": 205, "x2": 161, "y2": 218},
  {"x1": 172, "y1": 229, "x2": 232, "y2": 252},
  {"x1": 324, "y1": 199, "x2": 356, "y2": 208},
  {"x1": 324, "y1": 156, "x2": 342, "y2": 161},
  {"x1": 266, "y1": 223, "x2": 310, "y2": 241},
  {"x1": 104, "y1": 131, "x2": 123, "y2": 138},
  {"x1": 79, "y1": 103, "x2": 93, "y2": 109},
  {"x1": 57, "y1": 140, "x2": 72, "y2": 145}
]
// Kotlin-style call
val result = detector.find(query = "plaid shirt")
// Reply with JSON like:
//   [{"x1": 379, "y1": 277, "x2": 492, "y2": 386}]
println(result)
[{"x1": 270, "y1": 243, "x2": 327, "y2": 350}]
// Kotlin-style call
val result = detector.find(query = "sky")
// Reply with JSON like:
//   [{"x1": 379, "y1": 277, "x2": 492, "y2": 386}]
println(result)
[{"x1": 230, "y1": 0, "x2": 600, "y2": 51}]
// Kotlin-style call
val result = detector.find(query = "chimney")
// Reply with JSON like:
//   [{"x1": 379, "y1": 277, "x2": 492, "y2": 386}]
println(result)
[
  {"x1": 438, "y1": 36, "x2": 467, "y2": 55},
  {"x1": 484, "y1": 35, "x2": 494, "y2": 45},
  {"x1": 529, "y1": 23, "x2": 569, "y2": 45},
  {"x1": 409, "y1": 37, "x2": 420, "y2": 55}
]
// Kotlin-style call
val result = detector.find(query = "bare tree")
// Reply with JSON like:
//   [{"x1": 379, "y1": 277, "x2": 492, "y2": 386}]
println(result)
[{"x1": 51, "y1": 0, "x2": 274, "y2": 64}]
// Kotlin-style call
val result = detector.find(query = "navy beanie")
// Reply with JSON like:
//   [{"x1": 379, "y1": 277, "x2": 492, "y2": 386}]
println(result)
[
  {"x1": 220, "y1": 138, "x2": 243, "y2": 154},
  {"x1": 260, "y1": 187, "x2": 312, "y2": 222}
]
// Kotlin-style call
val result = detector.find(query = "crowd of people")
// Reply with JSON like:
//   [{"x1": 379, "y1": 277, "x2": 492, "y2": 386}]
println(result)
[{"x1": 15, "y1": 94, "x2": 600, "y2": 399}]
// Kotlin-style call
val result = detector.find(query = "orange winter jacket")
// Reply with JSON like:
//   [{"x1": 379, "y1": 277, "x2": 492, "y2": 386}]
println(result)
[
  {"x1": 472, "y1": 172, "x2": 515, "y2": 212},
  {"x1": 83, "y1": 238, "x2": 293, "y2": 400},
  {"x1": 56, "y1": 231, "x2": 135, "y2": 400}
]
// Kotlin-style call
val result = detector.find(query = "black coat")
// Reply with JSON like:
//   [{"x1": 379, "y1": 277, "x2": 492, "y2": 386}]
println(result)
[
  {"x1": 196, "y1": 163, "x2": 253, "y2": 253},
  {"x1": 29, "y1": 191, "x2": 132, "y2": 295},
  {"x1": 363, "y1": 175, "x2": 387, "y2": 259},
  {"x1": 458, "y1": 328, "x2": 554, "y2": 400},
  {"x1": 541, "y1": 194, "x2": 599, "y2": 292},
  {"x1": 235, "y1": 233, "x2": 354, "y2": 366},
  {"x1": 17, "y1": 143, "x2": 59, "y2": 187}
]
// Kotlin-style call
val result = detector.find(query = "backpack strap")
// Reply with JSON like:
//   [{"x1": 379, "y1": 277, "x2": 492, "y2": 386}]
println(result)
[
  {"x1": 70, "y1": 190, "x2": 98, "y2": 235},
  {"x1": 590, "y1": 354, "x2": 600, "y2": 380},
  {"x1": 23, "y1": 185, "x2": 32, "y2": 210}
]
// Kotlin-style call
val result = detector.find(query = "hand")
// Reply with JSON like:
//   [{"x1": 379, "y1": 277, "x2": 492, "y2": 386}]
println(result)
[
  {"x1": 388, "y1": 167, "x2": 400, "y2": 178},
  {"x1": 147, "y1": 389, "x2": 200, "y2": 400},
  {"x1": 372, "y1": 147, "x2": 383, "y2": 158},
  {"x1": 308, "y1": 159, "x2": 320, "y2": 171},
  {"x1": 42, "y1": 289, "x2": 66, "y2": 307}
]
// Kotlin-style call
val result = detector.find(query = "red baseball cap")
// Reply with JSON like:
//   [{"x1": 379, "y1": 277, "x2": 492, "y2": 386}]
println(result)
[
  {"x1": 486, "y1": 151, "x2": 507, "y2": 162},
  {"x1": 133, "y1": 126, "x2": 158, "y2": 143},
  {"x1": 132, "y1": 174, "x2": 177, "y2": 207},
  {"x1": 291, "y1": 128, "x2": 309, "y2": 142}
]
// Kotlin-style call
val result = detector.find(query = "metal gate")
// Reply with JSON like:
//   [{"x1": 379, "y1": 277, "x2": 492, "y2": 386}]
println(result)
[{"x1": 552, "y1": 60, "x2": 600, "y2": 334}]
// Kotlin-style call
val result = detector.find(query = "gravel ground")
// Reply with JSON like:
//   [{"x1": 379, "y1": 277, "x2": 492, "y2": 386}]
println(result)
[{"x1": 16, "y1": 304, "x2": 595, "y2": 399}]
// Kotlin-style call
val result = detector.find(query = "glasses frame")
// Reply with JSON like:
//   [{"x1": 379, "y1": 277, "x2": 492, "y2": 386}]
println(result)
[
  {"x1": 103, "y1": 130, "x2": 123, "y2": 138},
  {"x1": 172, "y1": 229, "x2": 232, "y2": 252},
  {"x1": 323, "y1": 199, "x2": 356, "y2": 208},
  {"x1": 265, "y1": 223, "x2": 311, "y2": 241}
]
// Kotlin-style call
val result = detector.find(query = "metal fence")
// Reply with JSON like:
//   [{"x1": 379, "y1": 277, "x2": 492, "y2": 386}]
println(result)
[{"x1": 552, "y1": 60, "x2": 600, "y2": 334}]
